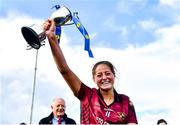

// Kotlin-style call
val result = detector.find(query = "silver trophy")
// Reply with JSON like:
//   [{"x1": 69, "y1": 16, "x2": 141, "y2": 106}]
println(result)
[{"x1": 21, "y1": 5, "x2": 72, "y2": 49}]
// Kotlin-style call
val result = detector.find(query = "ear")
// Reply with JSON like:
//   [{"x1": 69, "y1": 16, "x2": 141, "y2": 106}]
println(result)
[{"x1": 51, "y1": 105, "x2": 53, "y2": 109}]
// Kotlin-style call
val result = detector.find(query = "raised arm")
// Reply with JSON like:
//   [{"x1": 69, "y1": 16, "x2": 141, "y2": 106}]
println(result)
[{"x1": 43, "y1": 19, "x2": 81, "y2": 96}]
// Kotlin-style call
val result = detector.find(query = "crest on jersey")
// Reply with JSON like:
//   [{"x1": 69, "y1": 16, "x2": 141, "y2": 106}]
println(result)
[{"x1": 118, "y1": 112, "x2": 126, "y2": 121}]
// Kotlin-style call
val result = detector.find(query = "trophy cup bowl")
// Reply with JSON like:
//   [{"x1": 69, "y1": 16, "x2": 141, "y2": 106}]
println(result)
[
  {"x1": 21, "y1": 5, "x2": 72, "y2": 49},
  {"x1": 21, "y1": 24, "x2": 46, "y2": 49},
  {"x1": 50, "y1": 6, "x2": 72, "y2": 26}
]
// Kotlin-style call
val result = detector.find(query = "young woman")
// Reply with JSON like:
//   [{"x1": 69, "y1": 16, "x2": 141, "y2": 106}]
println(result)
[{"x1": 43, "y1": 20, "x2": 138, "y2": 124}]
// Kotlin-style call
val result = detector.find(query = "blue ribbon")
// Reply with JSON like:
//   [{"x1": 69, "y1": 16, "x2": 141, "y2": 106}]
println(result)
[
  {"x1": 53, "y1": 5, "x2": 94, "y2": 58},
  {"x1": 72, "y1": 13, "x2": 94, "y2": 58},
  {"x1": 55, "y1": 26, "x2": 61, "y2": 44}
]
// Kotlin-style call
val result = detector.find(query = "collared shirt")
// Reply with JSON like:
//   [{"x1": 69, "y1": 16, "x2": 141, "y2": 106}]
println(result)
[
  {"x1": 77, "y1": 83, "x2": 138, "y2": 124},
  {"x1": 52, "y1": 116, "x2": 65, "y2": 125}
]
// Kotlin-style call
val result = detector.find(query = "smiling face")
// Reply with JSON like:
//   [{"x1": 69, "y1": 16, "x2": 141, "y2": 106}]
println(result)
[
  {"x1": 51, "y1": 98, "x2": 66, "y2": 118},
  {"x1": 93, "y1": 62, "x2": 115, "y2": 91}
]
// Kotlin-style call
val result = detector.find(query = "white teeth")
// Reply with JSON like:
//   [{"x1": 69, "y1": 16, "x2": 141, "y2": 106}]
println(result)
[{"x1": 102, "y1": 81, "x2": 109, "y2": 84}]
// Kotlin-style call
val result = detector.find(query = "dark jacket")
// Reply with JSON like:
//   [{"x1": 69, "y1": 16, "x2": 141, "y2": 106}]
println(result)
[{"x1": 39, "y1": 112, "x2": 76, "y2": 124}]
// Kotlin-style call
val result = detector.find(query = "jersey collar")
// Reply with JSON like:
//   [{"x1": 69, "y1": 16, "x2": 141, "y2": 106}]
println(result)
[{"x1": 98, "y1": 88, "x2": 122, "y2": 104}]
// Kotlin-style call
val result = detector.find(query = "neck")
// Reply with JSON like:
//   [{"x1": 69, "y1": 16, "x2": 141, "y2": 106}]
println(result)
[
  {"x1": 55, "y1": 115, "x2": 63, "y2": 119},
  {"x1": 100, "y1": 89, "x2": 114, "y2": 106}
]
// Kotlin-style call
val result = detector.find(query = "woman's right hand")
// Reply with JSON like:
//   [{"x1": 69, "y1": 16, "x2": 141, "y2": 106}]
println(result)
[{"x1": 43, "y1": 19, "x2": 57, "y2": 43}]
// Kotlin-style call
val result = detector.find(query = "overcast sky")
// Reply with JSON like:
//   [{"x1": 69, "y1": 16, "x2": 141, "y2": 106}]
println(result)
[{"x1": 0, "y1": 0, "x2": 180, "y2": 124}]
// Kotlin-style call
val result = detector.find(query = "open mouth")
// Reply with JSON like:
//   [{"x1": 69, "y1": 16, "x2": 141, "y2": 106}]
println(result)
[
  {"x1": 58, "y1": 109, "x2": 64, "y2": 113},
  {"x1": 102, "y1": 81, "x2": 110, "y2": 85}
]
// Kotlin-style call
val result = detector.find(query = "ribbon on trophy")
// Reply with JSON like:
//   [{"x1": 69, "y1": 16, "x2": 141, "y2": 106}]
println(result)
[
  {"x1": 53, "y1": 5, "x2": 94, "y2": 58},
  {"x1": 55, "y1": 26, "x2": 61, "y2": 43}
]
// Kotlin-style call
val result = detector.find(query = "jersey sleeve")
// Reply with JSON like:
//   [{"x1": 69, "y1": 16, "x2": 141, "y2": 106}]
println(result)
[
  {"x1": 76, "y1": 83, "x2": 94, "y2": 124},
  {"x1": 127, "y1": 100, "x2": 138, "y2": 124},
  {"x1": 76, "y1": 83, "x2": 92, "y2": 100}
]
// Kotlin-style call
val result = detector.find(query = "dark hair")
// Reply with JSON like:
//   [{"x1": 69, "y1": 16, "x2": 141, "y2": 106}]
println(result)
[
  {"x1": 20, "y1": 123, "x2": 27, "y2": 125},
  {"x1": 157, "y1": 119, "x2": 167, "y2": 124},
  {"x1": 92, "y1": 61, "x2": 116, "y2": 78}
]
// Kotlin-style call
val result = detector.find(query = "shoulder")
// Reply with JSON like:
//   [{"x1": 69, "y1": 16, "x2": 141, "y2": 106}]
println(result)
[
  {"x1": 39, "y1": 113, "x2": 53, "y2": 124},
  {"x1": 119, "y1": 94, "x2": 135, "y2": 106},
  {"x1": 119, "y1": 94, "x2": 130, "y2": 100},
  {"x1": 66, "y1": 117, "x2": 76, "y2": 124},
  {"x1": 39, "y1": 117, "x2": 48, "y2": 124},
  {"x1": 77, "y1": 83, "x2": 97, "y2": 98}
]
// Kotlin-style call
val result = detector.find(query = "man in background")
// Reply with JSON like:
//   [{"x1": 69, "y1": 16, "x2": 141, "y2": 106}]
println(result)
[{"x1": 39, "y1": 98, "x2": 76, "y2": 124}]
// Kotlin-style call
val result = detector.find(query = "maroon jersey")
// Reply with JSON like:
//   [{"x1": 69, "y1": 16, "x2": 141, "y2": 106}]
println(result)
[{"x1": 77, "y1": 83, "x2": 138, "y2": 124}]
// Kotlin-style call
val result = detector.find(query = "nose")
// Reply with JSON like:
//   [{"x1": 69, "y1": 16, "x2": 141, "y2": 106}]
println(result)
[
  {"x1": 60, "y1": 105, "x2": 64, "y2": 109},
  {"x1": 102, "y1": 73, "x2": 107, "y2": 80}
]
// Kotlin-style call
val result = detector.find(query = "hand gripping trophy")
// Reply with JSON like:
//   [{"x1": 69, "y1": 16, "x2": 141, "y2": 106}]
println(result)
[{"x1": 21, "y1": 5, "x2": 93, "y2": 57}]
